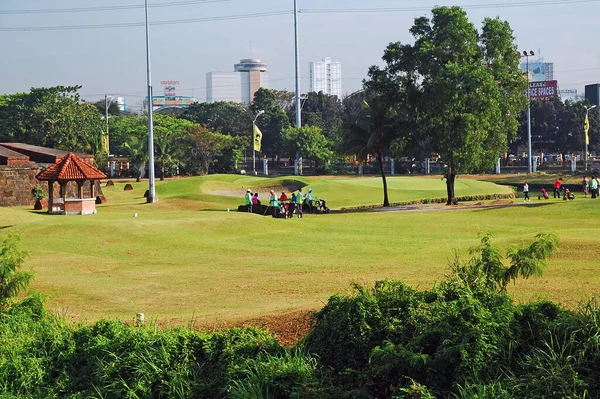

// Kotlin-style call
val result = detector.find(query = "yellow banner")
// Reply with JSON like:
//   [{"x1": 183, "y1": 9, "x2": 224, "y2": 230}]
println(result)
[
  {"x1": 253, "y1": 124, "x2": 262, "y2": 152},
  {"x1": 584, "y1": 113, "x2": 590, "y2": 145}
]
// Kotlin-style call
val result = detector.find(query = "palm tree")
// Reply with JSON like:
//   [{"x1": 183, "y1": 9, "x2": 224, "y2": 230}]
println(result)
[
  {"x1": 123, "y1": 136, "x2": 148, "y2": 182},
  {"x1": 341, "y1": 98, "x2": 396, "y2": 207},
  {"x1": 154, "y1": 127, "x2": 173, "y2": 181}
]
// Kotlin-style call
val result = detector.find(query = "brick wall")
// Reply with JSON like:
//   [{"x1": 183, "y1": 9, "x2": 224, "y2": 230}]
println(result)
[
  {"x1": 0, "y1": 166, "x2": 104, "y2": 207},
  {"x1": 0, "y1": 166, "x2": 43, "y2": 207}
]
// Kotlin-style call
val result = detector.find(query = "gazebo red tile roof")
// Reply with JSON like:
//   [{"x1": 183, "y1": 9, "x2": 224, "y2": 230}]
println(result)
[{"x1": 36, "y1": 152, "x2": 106, "y2": 181}]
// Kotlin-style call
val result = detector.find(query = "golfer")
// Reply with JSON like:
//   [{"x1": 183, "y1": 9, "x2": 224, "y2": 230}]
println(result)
[{"x1": 244, "y1": 189, "x2": 252, "y2": 212}]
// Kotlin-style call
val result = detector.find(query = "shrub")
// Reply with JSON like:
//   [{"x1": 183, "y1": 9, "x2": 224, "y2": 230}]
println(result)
[
  {"x1": 31, "y1": 186, "x2": 45, "y2": 201},
  {"x1": 0, "y1": 235, "x2": 33, "y2": 311}
]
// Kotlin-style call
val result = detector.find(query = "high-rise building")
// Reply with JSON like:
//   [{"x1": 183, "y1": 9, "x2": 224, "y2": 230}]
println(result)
[
  {"x1": 520, "y1": 59, "x2": 554, "y2": 82},
  {"x1": 206, "y1": 59, "x2": 269, "y2": 104},
  {"x1": 309, "y1": 57, "x2": 342, "y2": 99}
]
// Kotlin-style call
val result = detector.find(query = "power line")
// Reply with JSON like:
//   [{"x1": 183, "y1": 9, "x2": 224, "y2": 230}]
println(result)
[
  {"x1": 0, "y1": 0, "x2": 230, "y2": 15},
  {"x1": 0, "y1": 10, "x2": 293, "y2": 32},
  {"x1": 300, "y1": 0, "x2": 600, "y2": 14},
  {"x1": 2, "y1": 0, "x2": 598, "y2": 32}
]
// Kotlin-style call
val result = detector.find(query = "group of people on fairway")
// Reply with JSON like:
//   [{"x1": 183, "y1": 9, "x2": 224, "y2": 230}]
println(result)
[
  {"x1": 244, "y1": 187, "x2": 315, "y2": 218},
  {"x1": 525, "y1": 176, "x2": 600, "y2": 201}
]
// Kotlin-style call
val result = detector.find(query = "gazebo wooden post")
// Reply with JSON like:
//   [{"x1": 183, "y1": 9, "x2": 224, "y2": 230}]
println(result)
[
  {"x1": 77, "y1": 180, "x2": 83, "y2": 199},
  {"x1": 47, "y1": 180, "x2": 54, "y2": 213},
  {"x1": 90, "y1": 180, "x2": 95, "y2": 198},
  {"x1": 60, "y1": 181, "x2": 66, "y2": 202}
]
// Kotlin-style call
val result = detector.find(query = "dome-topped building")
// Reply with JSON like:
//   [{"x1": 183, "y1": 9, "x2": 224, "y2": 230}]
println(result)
[{"x1": 207, "y1": 58, "x2": 269, "y2": 104}]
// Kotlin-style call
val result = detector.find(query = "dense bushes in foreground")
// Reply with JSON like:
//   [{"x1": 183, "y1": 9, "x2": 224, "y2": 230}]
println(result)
[{"x1": 2, "y1": 233, "x2": 600, "y2": 398}]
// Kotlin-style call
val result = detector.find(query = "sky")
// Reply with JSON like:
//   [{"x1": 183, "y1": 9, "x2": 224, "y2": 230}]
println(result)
[{"x1": 1, "y1": 0, "x2": 599, "y2": 110}]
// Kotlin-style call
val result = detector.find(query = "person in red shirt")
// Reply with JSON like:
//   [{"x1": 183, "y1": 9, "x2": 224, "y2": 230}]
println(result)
[
  {"x1": 279, "y1": 192, "x2": 288, "y2": 202},
  {"x1": 553, "y1": 177, "x2": 562, "y2": 198}
]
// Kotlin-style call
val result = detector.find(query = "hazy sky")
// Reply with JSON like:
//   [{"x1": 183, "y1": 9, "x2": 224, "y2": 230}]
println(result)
[{"x1": 1, "y1": 0, "x2": 599, "y2": 109}]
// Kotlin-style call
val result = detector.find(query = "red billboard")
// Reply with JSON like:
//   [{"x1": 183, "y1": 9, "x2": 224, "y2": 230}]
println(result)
[{"x1": 529, "y1": 80, "x2": 558, "y2": 101}]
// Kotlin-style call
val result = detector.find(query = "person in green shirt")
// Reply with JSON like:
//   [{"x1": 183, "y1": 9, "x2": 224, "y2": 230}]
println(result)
[
  {"x1": 591, "y1": 176, "x2": 598, "y2": 199},
  {"x1": 245, "y1": 189, "x2": 253, "y2": 212},
  {"x1": 269, "y1": 190, "x2": 278, "y2": 217}
]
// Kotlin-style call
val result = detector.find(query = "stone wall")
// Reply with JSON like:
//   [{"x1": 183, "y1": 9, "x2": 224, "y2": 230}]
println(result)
[
  {"x1": 0, "y1": 166, "x2": 104, "y2": 207},
  {"x1": 0, "y1": 166, "x2": 43, "y2": 207}
]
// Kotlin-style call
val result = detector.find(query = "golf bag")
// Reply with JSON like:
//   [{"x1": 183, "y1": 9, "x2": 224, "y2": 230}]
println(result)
[{"x1": 317, "y1": 199, "x2": 330, "y2": 214}]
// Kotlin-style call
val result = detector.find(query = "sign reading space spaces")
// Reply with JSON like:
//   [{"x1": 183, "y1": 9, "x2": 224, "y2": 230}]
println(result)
[{"x1": 529, "y1": 80, "x2": 558, "y2": 101}]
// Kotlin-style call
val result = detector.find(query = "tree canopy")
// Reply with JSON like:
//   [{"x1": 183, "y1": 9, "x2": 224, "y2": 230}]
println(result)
[{"x1": 366, "y1": 7, "x2": 527, "y2": 204}]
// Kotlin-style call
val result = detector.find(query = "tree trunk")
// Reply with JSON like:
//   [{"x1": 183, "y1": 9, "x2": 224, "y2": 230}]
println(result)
[
  {"x1": 445, "y1": 166, "x2": 457, "y2": 205},
  {"x1": 377, "y1": 151, "x2": 390, "y2": 207},
  {"x1": 160, "y1": 160, "x2": 165, "y2": 181}
]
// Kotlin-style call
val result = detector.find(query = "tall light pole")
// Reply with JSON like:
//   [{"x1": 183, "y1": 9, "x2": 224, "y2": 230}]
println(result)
[
  {"x1": 522, "y1": 50, "x2": 535, "y2": 173},
  {"x1": 145, "y1": 0, "x2": 157, "y2": 203},
  {"x1": 252, "y1": 110, "x2": 264, "y2": 175},
  {"x1": 103, "y1": 94, "x2": 115, "y2": 155},
  {"x1": 293, "y1": 0, "x2": 302, "y2": 175},
  {"x1": 584, "y1": 105, "x2": 596, "y2": 171}
]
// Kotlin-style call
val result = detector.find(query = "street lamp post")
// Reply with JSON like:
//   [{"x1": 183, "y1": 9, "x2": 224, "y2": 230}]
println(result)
[
  {"x1": 144, "y1": 0, "x2": 157, "y2": 203},
  {"x1": 521, "y1": 50, "x2": 535, "y2": 174},
  {"x1": 293, "y1": 0, "x2": 302, "y2": 175},
  {"x1": 252, "y1": 110, "x2": 265, "y2": 175},
  {"x1": 585, "y1": 105, "x2": 597, "y2": 171},
  {"x1": 103, "y1": 94, "x2": 115, "y2": 155}
]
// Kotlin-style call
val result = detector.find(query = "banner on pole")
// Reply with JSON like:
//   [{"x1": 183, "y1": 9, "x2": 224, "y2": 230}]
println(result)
[
  {"x1": 253, "y1": 125, "x2": 262, "y2": 152},
  {"x1": 584, "y1": 113, "x2": 590, "y2": 145}
]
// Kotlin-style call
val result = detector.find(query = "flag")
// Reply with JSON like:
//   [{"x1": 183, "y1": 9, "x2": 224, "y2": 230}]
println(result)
[
  {"x1": 584, "y1": 113, "x2": 590, "y2": 145},
  {"x1": 253, "y1": 124, "x2": 262, "y2": 152}
]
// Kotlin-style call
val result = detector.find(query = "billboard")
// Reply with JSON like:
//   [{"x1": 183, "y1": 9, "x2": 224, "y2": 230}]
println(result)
[{"x1": 529, "y1": 80, "x2": 557, "y2": 101}]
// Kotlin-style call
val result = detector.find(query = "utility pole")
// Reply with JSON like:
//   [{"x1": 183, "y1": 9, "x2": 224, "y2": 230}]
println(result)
[
  {"x1": 521, "y1": 50, "x2": 535, "y2": 173},
  {"x1": 145, "y1": 0, "x2": 157, "y2": 203},
  {"x1": 293, "y1": 0, "x2": 302, "y2": 176}
]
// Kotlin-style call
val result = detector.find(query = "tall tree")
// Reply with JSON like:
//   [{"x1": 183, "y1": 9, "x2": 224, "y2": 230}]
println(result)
[
  {"x1": 123, "y1": 136, "x2": 148, "y2": 182},
  {"x1": 296, "y1": 91, "x2": 344, "y2": 143},
  {"x1": 153, "y1": 115, "x2": 195, "y2": 180},
  {"x1": 281, "y1": 125, "x2": 333, "y2": 166},
  {"x1": 372, "y1": 7, "x2": 526, "y2": 204},
  {"x1": 185, "y1": 125, "x2": 247, "y2": 174},
  {"x1": 0, "y1": 86, "x2": 103, "y2": 154},
  {"x1": 250, "y1": 88, "x2": 291, "y2": 158},
  {"x1": 341, "y1": 98, "x2": 397, "y2": 207}
]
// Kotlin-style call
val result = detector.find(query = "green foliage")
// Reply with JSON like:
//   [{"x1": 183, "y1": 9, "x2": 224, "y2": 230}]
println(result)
[
  {"x1": 513, "y1": 97, "x2": 600, "y2": 155},
  {"x1": 0, "y1": 86, "x2": 103, "y2": 154},
  {"x1": 250, "y1": 88, "x2": 291, "y2": 157},
  {"x1": 450, "y1": 233, "x2": 559, "y2": 292},
  {"x1": 297, "y1": 91, "x2": 344, "y2": 143},
  {"x1": 181, "y1": 101, "x2": 252, "y2": 137},
  {"x1": 229, "y1": 349, "x2": 326, "y2": 399},
  {"x1": 303, "y1": 233, "x2": 565, "y2": 398},
  {"x1": 31, "y1": 186, "x2": 45, "y2": 201},
  {"x1": 340, "y1": 97, "x2": 399, "y2": 206},
  {"x1": 367, "y1": 6, "x2": 526, "y2": 202},
  {"x1": 281, "y1": 125, "x2": 333, "y2": 164},
  {"x1": 0, "y1": 236, "x2": 33, "y2": 310},
  {"x1": 185, "y1": 125, "x2": 248, "y2": 174}
]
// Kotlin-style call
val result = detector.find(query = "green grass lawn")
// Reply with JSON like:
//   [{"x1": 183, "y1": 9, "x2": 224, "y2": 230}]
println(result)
[{"x1": 1, "y1": 174, "x2": 598, "y2": 324}]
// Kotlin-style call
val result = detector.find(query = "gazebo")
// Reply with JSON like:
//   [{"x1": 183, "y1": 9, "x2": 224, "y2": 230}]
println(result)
[{"x1": 36, "y1": 152, "x2": 107, "y2": 215}]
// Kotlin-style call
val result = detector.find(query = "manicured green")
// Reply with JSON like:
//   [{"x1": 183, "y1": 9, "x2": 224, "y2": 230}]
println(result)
[{"x1": 0, "y1": 175, "x2": 598, "y2": 324}]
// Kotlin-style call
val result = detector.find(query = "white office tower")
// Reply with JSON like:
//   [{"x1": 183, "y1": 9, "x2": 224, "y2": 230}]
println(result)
[
  {"x1": 309, "y1": 57, "x2": 342, "y2": 99},
  {"x1": 206, "y1": 59, "x2": 269, "y2": 104}
]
